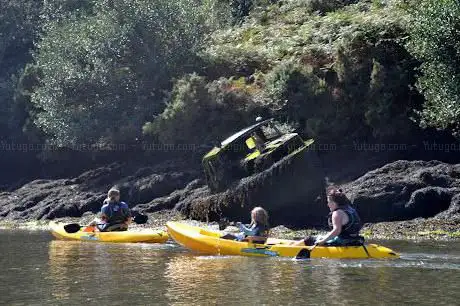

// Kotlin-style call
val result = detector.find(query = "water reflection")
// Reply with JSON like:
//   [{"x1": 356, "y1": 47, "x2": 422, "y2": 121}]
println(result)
[
  {"x1": 47, "y1": 240, "x2": 81, "y2": 300},
  {"x1": 164, "y1": 256, "x2": 340, "y2": 305},
  {"x1": 163, "y1": 253, "x2": 433, "y2": 305},
  {"x1": 47, "y1": 240, "x2": 172, "y2": 304},
  {"x1": 1, "y1": 234, "x2": 459, "y2": 305}
]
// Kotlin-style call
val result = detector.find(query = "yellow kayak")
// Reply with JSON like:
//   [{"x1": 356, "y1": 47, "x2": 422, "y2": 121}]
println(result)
[
  {"x1": 166, "y1": 222, "x2": 399, "y2": 259},
  {"x1": 50, "y1": 222, "x2": 169, "y2": 243}
]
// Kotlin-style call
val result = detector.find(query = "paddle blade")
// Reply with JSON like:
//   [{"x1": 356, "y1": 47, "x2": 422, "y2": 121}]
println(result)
[
  {"x1": 63, "y1": 223, "x2": 82, "y2": 233},
  {"x1": 133, "y1": 214, "x2": 148, "y2": 224},
  {"x1": 295, "y1": 248, "x2": 311, "y2": 259}
]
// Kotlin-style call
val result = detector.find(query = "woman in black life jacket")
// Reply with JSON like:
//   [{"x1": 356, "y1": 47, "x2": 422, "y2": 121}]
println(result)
[{"x1": 293, "y1": 187, "x2": 363, "y2": 246}]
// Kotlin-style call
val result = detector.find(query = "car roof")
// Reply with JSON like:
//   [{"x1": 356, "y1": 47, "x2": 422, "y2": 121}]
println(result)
[{"x1": 221, "y1": 118, "x2": 273, "y2": 147}]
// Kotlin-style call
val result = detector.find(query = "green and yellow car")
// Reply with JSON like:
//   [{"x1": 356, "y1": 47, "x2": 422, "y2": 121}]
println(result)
[{"x1": 203, "y1": 118, "x2": 315, "y2": 192}]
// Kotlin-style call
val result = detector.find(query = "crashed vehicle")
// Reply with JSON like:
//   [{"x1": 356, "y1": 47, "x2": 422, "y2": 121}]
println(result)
[
  {"x1": 196, "y1": 118, "x2": 327, "y2": 226},
  {"x1": 203, "y1": 118, "x2": 316, "y2": 192}
]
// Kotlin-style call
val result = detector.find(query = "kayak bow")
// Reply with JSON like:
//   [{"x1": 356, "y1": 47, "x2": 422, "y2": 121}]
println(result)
[{"x1": 51, "y1": 222, "x2": 169, "y2": 243}]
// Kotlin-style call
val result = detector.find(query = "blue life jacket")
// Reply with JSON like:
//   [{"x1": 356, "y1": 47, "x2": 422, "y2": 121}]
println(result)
[{"x1": 101, "y1": 201, "x2": 130, "y2": 225}]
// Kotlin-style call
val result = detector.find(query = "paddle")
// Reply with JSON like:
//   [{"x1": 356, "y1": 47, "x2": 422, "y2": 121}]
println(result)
[
  {"x1": 63, "y1": 214, "x2": 149, "y2": 233},
  {"x1": 295, "y1": 244, "x2": 318, "y2": 259}
]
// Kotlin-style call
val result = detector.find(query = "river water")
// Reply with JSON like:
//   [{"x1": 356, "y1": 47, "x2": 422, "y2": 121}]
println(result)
[{"x1": 1, "y1": 230, "x2": 459, "y2": 305}]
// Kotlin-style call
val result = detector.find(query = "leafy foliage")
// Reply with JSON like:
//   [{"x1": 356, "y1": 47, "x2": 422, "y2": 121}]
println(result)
[
  {"x1": 201, "y1": 0, "x2": 419, "y2": 143},
  {"x1": 1, "y1": 0, "x2": 457, "y2": 161},
  {"x1": 31, "y1": 0, "x2": 215, "y2": 147},
  {"x1": 260, "y1": 61, "x2": 333, "y2": 138},
  {"x1": 144, "y1": 73, "x2": 266, "y2": 145},
  {"x1": 407, "y1": 0, "x2": 460, "y2": 135},
  {"x1": 0, "y1": 0, "x2": 42, "y2": 141}
]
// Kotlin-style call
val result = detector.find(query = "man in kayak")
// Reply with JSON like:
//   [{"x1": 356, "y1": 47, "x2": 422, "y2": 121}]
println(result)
[
  {"x1": 87, "y1": 188, "x2": 131, "y2": 232},
  {"x1": 293, "y1": 187, "x2": 363, "y2": 246},
  {"x1": 99, "y1": 188, "x2": 131, "y2": 231},
  {"x1": 221, "y1": 207, "x2": 270, "y2": 243}
]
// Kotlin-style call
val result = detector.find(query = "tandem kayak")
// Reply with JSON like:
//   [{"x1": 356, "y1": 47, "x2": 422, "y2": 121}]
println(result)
[
  {"x1": 50, "y1": 222, "x2": 169, "y2": 243},
  {"x1": 166, "y1": 222, "x2": 399, "y2": 259}
]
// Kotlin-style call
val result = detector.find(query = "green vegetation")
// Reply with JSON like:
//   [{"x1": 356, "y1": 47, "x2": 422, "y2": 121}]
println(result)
[
  {"x1": 1, "y1": 0, "x2": 460, "y2": 158},
  {"x1": 361, "y1": 228, "x2": 372, "y2": 238},
  {"x1": 0, "y1": 1, "x2": 42, "y2": 143},
  {"x1": 143, "y1": 73, "x2": 264, "y2": 145},
  {"x1": 407, "y1": 0, "x2": 460, "y2": 136},
  {"x1": 151, "y1": 0, "x2": 420, "y2": 144},
  {"x1": 418, "y1": 230, "x2": 460, "y2": 238},
  {"x1": 30, "y1": 0, "x2": 218, "y2": 147}
]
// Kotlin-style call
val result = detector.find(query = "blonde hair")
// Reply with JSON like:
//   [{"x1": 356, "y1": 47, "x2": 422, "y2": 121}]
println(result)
[
  {"x1": 251, "y1": 206, "x2": 269, "y2": 227},
  {"x1": 105, "y1": 188, "x2": 120, "y2": 203}
]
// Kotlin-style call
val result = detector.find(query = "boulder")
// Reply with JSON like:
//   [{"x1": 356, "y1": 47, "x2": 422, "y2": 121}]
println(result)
[
  {"x1": 0, "y1": 161, "x2": 198, "y2": 221},
  {"x1": 435, "y1": 193, "x2": 460, "y2": 220},
  {"x1": 342, "y1": 160, "x2": 460, "y2": 222}
]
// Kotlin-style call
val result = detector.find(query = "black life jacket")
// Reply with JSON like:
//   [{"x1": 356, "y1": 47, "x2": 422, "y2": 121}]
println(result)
[
  {"x1": 244, "y1": 222, "x2": 269, "y2": 238},
  {"x1": 328, "y1": 205, "x2": 362, "y2": 239},
  {"x1": 255, "y1": 223, "x2": 269, "y2": 237}
]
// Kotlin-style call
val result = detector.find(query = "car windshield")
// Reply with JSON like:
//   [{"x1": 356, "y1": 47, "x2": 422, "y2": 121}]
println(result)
[
  {"x1": 225, "y1": 139, "x2": 251, "y2": 161},
  {"x1": 260, "y1": 123, "x2": 282, "y2": 140}
]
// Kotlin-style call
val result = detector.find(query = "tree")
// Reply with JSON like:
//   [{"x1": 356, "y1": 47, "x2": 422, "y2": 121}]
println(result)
[
  {"x1": 31, "y1": 0, "x2": 215, "y2": 148},
  {"x1": 0, "y1": 0, "x2": 42, "y2": 141},
  {"x1": 407, "y1": 0, "x2": 460, "y2": 136}
]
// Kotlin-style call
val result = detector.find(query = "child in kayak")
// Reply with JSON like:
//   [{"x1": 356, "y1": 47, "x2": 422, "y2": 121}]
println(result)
[
  {"x1": 86, "y1": 188, "x2": 131, "y2": 232},
  {"x1": 221, "y1": 207, "x2": 270, "y2": 243},
  {"x1": 292, "y1": 187, "x2": 363, "y2": 246}
]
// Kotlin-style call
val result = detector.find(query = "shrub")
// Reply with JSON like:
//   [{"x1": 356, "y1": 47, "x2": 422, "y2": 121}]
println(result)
[
  {"x1": 144, "y1": 74, "x2": 267, "y2": 146},
  {"x1": 407, "y1": 0, "x2": 460, "y2": 136},
  {"x1": 261, "y1": 60, "x2": 334, "y2": 139}
]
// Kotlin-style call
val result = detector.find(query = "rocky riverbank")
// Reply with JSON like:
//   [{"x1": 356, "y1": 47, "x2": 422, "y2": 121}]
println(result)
[
  {"x1": 0, "y1": 158, "x2": 459, "y2": 241},
  {"x1": 1, "y1": 210, "x2": 459, "y2": 242}
]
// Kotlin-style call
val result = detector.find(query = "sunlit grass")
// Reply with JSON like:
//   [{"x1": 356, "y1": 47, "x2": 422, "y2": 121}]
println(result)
[{"x1": 204, "y1": 0, "x2": 406, "y2": 67}]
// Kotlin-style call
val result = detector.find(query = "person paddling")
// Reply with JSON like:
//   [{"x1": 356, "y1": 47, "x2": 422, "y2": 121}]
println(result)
[
  {"x1": 87, "y1": 188, "x2": 131, "y2": 232},
  {"x1": 221, "y1": 207, "x2": 270, "y2": 243},
  {"x1": 293, "y1": 187, "x2": 363, "y2": 246}
]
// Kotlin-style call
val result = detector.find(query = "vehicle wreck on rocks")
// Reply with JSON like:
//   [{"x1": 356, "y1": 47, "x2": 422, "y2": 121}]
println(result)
[{"x1": 186, "y1": 118, "x2": 328, "y2": 227}]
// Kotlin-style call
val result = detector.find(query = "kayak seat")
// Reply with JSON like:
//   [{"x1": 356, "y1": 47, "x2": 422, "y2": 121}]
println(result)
[
  {"x1": 242, "y1": 236, "x2": 268, "y2": 244},
  {"x1": 97, "y1": 223, "x2": 128, "y2": 232},
  {"x1": 324, "y1": 236, "x2": 365, "y2": 247},
  {"x1": 82, "y1": 226, "x2": 96, "y2": 233}
]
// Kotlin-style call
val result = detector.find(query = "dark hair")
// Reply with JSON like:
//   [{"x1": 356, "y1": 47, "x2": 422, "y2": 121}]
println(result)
[{"x1": 327, "y1": 187, "x2": 352, "y2": 207}]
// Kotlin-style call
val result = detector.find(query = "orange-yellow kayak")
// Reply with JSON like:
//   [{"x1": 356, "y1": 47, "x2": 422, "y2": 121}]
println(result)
[
  {"x1": 50, "y1": 222, "x2": 169, "y2": 243},
  {"x1": 166, "y1": 222, "x2": 399, "y2": 259}
]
